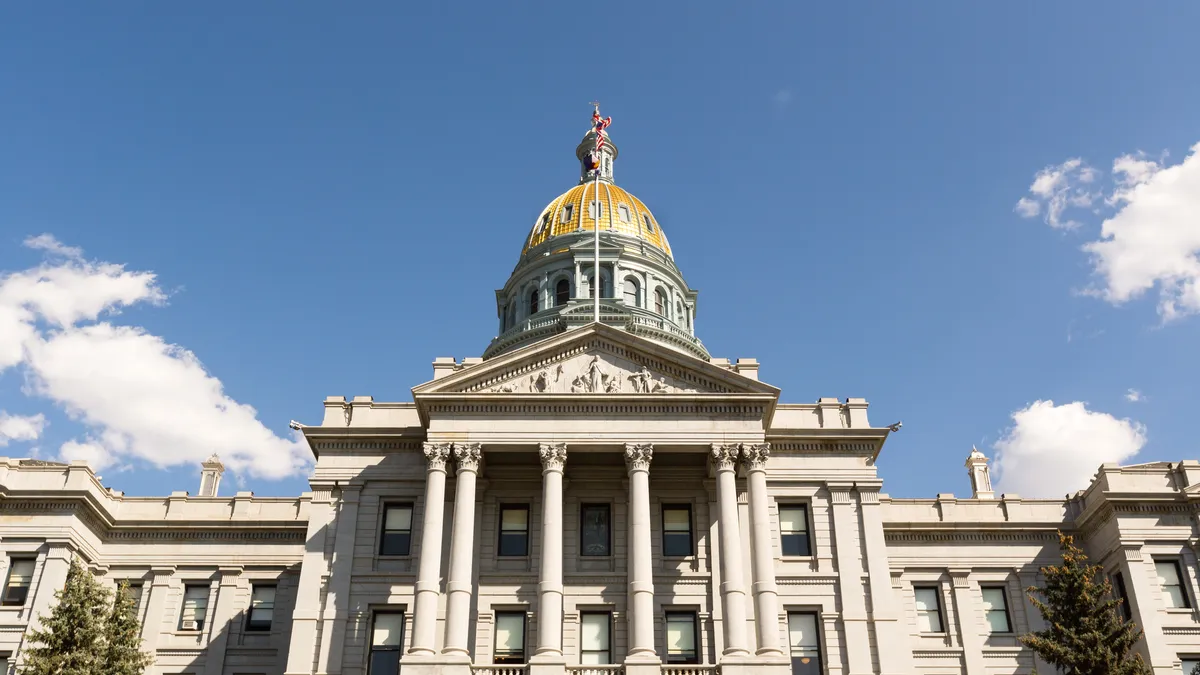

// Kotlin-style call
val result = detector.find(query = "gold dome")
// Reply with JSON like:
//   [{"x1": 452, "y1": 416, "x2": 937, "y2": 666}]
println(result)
[{"x1": 523, "y1": 182, "x2": 672, "y2": 258}]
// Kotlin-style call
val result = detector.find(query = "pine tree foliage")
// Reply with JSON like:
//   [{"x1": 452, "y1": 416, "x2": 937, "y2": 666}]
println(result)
[
  {"x1": 20, "y1": 558, "x2": 110, "y2": 675},
  {"x1": 1020, "y1": 531, "x2": 1150, "y2": 675},
  {"x1": 104, "y1": 580, "x2": 155, "y2": 675}
]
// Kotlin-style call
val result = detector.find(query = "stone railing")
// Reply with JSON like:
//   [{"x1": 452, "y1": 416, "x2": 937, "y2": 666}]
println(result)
[
  {"x1": 661, "y1": 666, "x2": 719, "y2": 675},
  {"x1": 471, "y1": 666, "x2": 529, "y2": 675},
  {"x1": 567, "y1": 666, "x2": 625, "y2": 675}
]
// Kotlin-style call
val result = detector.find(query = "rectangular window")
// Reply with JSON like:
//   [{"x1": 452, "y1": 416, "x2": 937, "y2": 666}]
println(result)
[
  {"x1": 778, "y1": 505, "x2": 811, "y2": 557},
  {"x1": 1182, "y1": 658, "x2": 1200, "y2": 675},
  {"x1": 498, "y1": 505, "x2": 530, "y2": 557},
  {"x1": 589, "y1": 201, "x2": 603, "y2": 219},
  {"x1": 493, "y1": 611, "x2": 527, "y2": 664},
  {"x1": 914, "y1": 586, "x2": 944, "y2": 633},
  {"x1": 368, "y1": 611, "x2": 405, "y2": 675},
  {"x1": 662, "y1": 505, "x2": 693, "y2": 557},
  {"x1": 787, "y1": 612, "x2": 822, "y2": 675},
  {"x1": 2, "y1": 559, "x2": 35, "y2": 606},
  {"x1": 1157, "y1": 560, "x2": 1191, "y2": 609},
  {"x1": 580, "y1": 611, "x2": 612, "y2": 664},
  {"x1": 120, "y1": 582, "x2": 144, "y2": 614},
  {"x1": 665, "y1": 612, "x2": 698, "y2": 664},
  {"x1": 179, "y1": 584, "x2": 210, "y2": 631},
  {"x1": 562, "y1": 204, "x2": 574, "y2": 223},
  {"x1": 981, "y1": 587, "x2": 1012, "y2": 633},
  {"x1": 580, "y1": 504, "x2": 611, "y2": 557},
  {"x1": 246, "y1": 584, "x2": 276, "y2": 632},
  {"x1": 380, "y1": 504, "x2": 414, "y2": 556},
  {"x1": 618, "y1": 204, "x2": 631, "y2": 223},
  {"x1": 1113, "y1": 571, "x2": 1132, "y2": 621}
]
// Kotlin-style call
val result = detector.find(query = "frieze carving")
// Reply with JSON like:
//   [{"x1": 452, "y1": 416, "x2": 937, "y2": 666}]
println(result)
[
  {"x1": 423, "y1": 442, "x2": 452, "y2": 471},
  {"x1": 483, "y1": 351, "x2": 700, "y2": 394},
  {"x1": 710, "y1": 444, "x2": 740, "y2": 471},
  {"x1": 740, "y1": 443, "x2": 770, "y2": 470},
  {"x1": 539, "y1": 443, "x2": 567, "y2": 471},
  {"x1": 624, "y1": 443, "x2": 653, "y2": 472},
  {"x1": 454, "y1": 443, "x2": 482, "y2": 472}
]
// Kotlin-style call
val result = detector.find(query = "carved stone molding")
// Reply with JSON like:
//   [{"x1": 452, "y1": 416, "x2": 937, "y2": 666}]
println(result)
[
  {"x1": 624, "y1": 443, "x2": 653, "y2": 472},
  {"x1": 949, "y1": 569, "x2": 972, "y2": 588},
  {"x1": 423, "y1": 442, "x2": 453, "y2": 472},
  {"x1": 710, "y1": 444, "x2": 739, "y2": 471},
  {"x1": 539, "y1": 443, "x2": 567, "y2": 471},
  {"x1": 1121, "y1": 544, "x2": 1144, "y2": 561},
  {"x1": 827, "y1": 485, "x2": 853, "y2": 505},
  {"x1": 740, "y1": 443, "x2": 770, "y2": 471},
  {"x1": 454, "y1": 443, "x2": 482, "y2": 472}
]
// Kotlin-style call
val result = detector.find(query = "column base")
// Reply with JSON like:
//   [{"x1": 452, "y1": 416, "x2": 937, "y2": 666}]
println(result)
[
  {"x1": 624, "y1": 655, "x2": 662, "y2": 675},
  {"x1": 529, "y1": 654, "x2": 568, "y2": 675},
  {"x1": 400, "y1": 652, "x2": 472, "y2": 675},
  {"x1": 716, "y1": 656, "x2": 791, "y2": 675}
]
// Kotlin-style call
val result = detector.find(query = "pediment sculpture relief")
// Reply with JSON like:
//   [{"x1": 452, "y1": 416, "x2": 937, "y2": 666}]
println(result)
[{"x1": 484, "y1": 352, "x2": 703, "y2": 394}]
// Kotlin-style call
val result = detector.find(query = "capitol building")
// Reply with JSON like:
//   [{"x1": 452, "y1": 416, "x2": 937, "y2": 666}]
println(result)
[{"x1": 3, "y1": 118, "x2": 1200, "y2": 675}]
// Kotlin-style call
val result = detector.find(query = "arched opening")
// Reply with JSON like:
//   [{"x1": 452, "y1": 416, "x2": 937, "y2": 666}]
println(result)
[
  {"x1": 555, "y1": 279, "x2": 570, "y2": 306},
  {"x1": 675, "y1": 301, "x2": 683, "y2": 324},
  {"x1": 587, "y1": 269, "x2": 611, "y2": 299},
  {"x1": 623, "y1": 277, "x2": 640, "y2": 308},
  {"x1": 529, "y1": 289, "x2": 539, "y2": 315},
  {"x1": 655, "y1": 288, "x2": 668, "y2": 316},
  {"x1": 507, "y1": 303, "x2": 516, "y2": 330}
]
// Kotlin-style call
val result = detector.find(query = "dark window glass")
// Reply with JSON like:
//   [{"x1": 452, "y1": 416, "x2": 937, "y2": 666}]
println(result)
[
  {"x1": 580, "y1": 611, "x2": 611, "y2": 664},
  {"x1": 662, "y1": 505, "x2": 693, "y2": 557},
  {"x1": 2, "y1": 559, "x2": 35, "y2": 606},
  {"x1": 1113, "y1": 572, "x2": 1132, "y2": 621},
  {"x1": 529, "y1": 289, "x2": 539, "y2": 314},
  {"x1": 643, "y1": 213, "x2": 655, "y2": 232},
  {"x1": 369, "y1": 612, "x2": 404, "y2": 675},
  {"x1": 120, "y1": 581, "x2": 143, "y2": 614},
  {"x1": 494, "y1": 612, "x2": 526, "y2": 664},
  {"x1": 665, "y1": 612, "x2": 698, "y2": 664},
  {"x1": 555, "y1": 279, "x2": 570, "y2": 306},
  {"x1": 580, "y1": 504, "x2": 611, "y2": 556},
  {"x1": 380, "y1": 504, "x2": 413, "y2": 556},
  {"x1": 779, "y1": 505, "x2": 811, "y2": 557},
  {"x1": 246, "y1": 584, "x2": 276, "y2": 632},
  {"x1": 499, "y1": 505, "x2": 530, "y2": 556},
  {"x1": 562, "y1": 204, "x2": 574, "y2": 223},
  {"x1": 788, "y1": 612, "x2": 821, "y2": 675}
]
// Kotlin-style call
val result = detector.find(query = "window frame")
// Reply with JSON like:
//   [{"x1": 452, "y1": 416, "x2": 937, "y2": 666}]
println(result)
[
  {"x1": 2, "y1": 558, "x2": 36, "y2": 607},
  {"x1": 245, "y1": 583, "x2": 277, "y2": 632},
  {"x1": 562, "y1": 204, "x2": 574, "y2": 223},
  {"x1": 643, "y1": 213, "x2": 655, "y2": 232},
  {"x1": 498, "y1": 504, "x2": 531, "y2": 557},
  {"x1": 179, "y1": 583, "x2": 211, "y2": 632},
  {"x1": 618, "y1": 204, "x2": 631, "y2": 223},
  {"x1": 368, "y1": 610, "x2": 406, "y2": 675},
  {"x1": 664, "y1": 611, "x2": 699, "y2": 664},
  {"x1": 118, "y1": 580, "x2": 144, "y2": 615},
  {"x1": 579, "y1": 610, "x2": 613, "y2": 664},
  {"x1": 580, "y1": 503, "x2": 612, "y2": 557},
  {"x1": 493, "y1": 611, "x2": 527, "y2": 664},
  {"x1": 1182, "y1": 657, "x2": 1200, "y2": 675},
  {"x1": 1113, "y1": 571, "x2": 1133, "y2": 621},
  {"x1": 529, "y1": 288, "x2": 539, "y2": 315},
  {"x1": 661, "y1": 504, "x2": 694, "y2": 558},
  {"x1": 654, "y1": 288, "x2": 667, "y2": 316},
  {"x1": 555, "y1": 278, "x2": 570, "y2": 306},
  {"x1": 980, "y1": 586, "x2": 1013, "y2": 634},
  {"x1": 778, "y1": 504, "x2": 812, "y2": 557},
  {"x1": 1156, "y1": 559, "x2": 1192, "y2": 609},
  {"x1": 786, "y1": 611, "x2": 823, "y2": 675},
  {"x1": 913, "y1": 585, "x2": 945, "y2": 634},
  {"x1": 623, "y1": 277, "x2": 640, "y2": 308},
  {"x1": 379, "y1": 503, "x2": 415, "y2": 557},
  {"x1": 588, "y1": 200, "x2": 603, "y2": 220}
]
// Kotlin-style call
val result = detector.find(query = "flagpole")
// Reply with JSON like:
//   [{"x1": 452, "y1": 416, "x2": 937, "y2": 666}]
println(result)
[{"x1": 592, "y1": 104, "x2": 602, "y2": 325}]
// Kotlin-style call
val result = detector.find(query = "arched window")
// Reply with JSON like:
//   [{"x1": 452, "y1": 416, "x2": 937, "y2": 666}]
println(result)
[
  {"x1": 587, "y1": 271, "x2": 611, "y2": 299},
  {"x1": 655, "y1": 288, "x2": 668, "y2": 316},
  {"x1": 507, "y1": 303, "x2": 516, "y2": 329},
  {"x1": 555, "y1": 279, "x2": 570, "y2": 306},
  {"x1": 676, "y1": 301, "x2": 683, "y2": 323},
  {"x1": 623, "y1": 277, "x2": 640, "y2": 308},
  {"x1": 529, "y1": 289, "x2": 539, "y2": 315}
]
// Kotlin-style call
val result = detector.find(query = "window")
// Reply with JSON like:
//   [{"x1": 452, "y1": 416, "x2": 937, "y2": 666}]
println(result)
[
  {"x1": 380, "y1": 504, "x2": 413, "y2": 556},
  {"x1": 1183, "y1": 658, "x2": 1200, "y2": 675},
  {"x1": 665, "y1": 612, "x2": 698, "y2": 664},
  {"x1": 914, "y1": 587, "x2": 944, "y2": 633},
  {"x1": 787, "y1": 612, "x2": 822, "y2": 675},
  {"x1": 618, "y1": 204, "x2": 631, "y2": 223},
  {"x1": 1156, "y1": 560, "x2": 1191, "y2": 609},
  {"x1": 246, "y1": 584, "x2": 276, "y2": 632},
  {"x1": 538, "y1": 212, "x2": 550, "y2": 233},
  {"x1": 529, "y1": 289, "x2": 539, "y2": 315},
  {"x1": 2, "y1": 559, "x2": 35, "y2": 606},
  {"x1": 676, "y1": 301, "x2": 683, "y2": 322},
  {"x1": 779, "y1": 505, "x2": 811, "y2": 557},
  {"x1": 1113, "y1": 571, "x2": 1132, "y2": 620},
  {"x1": 493, "y1": 612, "x2": 526, "y2": 664},
  {"x1": 555, "y1": 279, "x2": 570, "y2": 306},
  {"x1": 623, "y1": 278, "x2": 640, "y2": 308},
  {"x1": 655, "y1": 288, "x2": 667, "y2": 315},
  {"x1": 662, "y1": 505, "x2": 693, "y2": 557},
  {"x1": 562, "y1": 204, "x2": 574, "y2": 223},
  {"x1": 580, "y1": 611, "x2": 612, "y2": 664},
  {"x1": 499, "y1": 505, "x2": 530, "y2": 556},
  {"x1": 589, "y1": 201, "x2": 603, "y2": 219},
  {"x1": 369, "y1": 611, "x2": 405, "y2": 675},
  {"x1": 981, "y1": 587, "x2": 1012, "y2": 633},
  {"x1": 580, "y1": 504, "x2": 611, "y2": 556},
  {"x1": 119, "y1": 581, "x2": 143, "y2": 614},
  {"x1": 643, "y1": 214, "x2": 655, "y2": 232},
  {"x1": 179, "y1": 584, "x2": 210, "y2": 631}
]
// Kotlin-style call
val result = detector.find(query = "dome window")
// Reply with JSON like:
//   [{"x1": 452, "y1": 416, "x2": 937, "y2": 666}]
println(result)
[
  {"x1": 529, "y1": 289, "x2": 539, "y2": 315},
  {"x1": 624, "y1": 277, "x2": 640, "y2": 308},
  {"x1": 655, "y1": 288, "x2": 668, "y2": 316},
  {"x1": 643, "y1": 214, "x2": 655, "y2": 233},
  {"x1": 589, "y1": 201, "x2": 603, "y2": 219},
  {"x1": 536, "y1": 212, "x2": 550, "y2": 234},
  {"x1": 561, "y1": 204, "x2": 574, "y2": 223},
  {"x1": 555, "y1": 279, "x2": 570, "y2": 306},
  {"x1": 618, "y1": 204, "x2": 631, "y2": 223}
]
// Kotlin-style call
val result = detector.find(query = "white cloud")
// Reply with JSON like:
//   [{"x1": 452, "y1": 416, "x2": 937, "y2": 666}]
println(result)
[
  {"x1": 0, "y1": 236, "x2": 311, "y2": 478},
  {"x1": 1125, "y1": 388, "x2": 1143, "y2": 402},
  {"x1": 773, "y1": 89, "x2": 793, "y2": 107},
  {"x1": 1015, "y1": 158, "x2": 1100, "y2": 230},
  {"x1": 0, "y1": 412, "x2": 46, "y2": 446},
  {"x1": 992, "y1": 400, "x2": 1146, "y2": 497}
]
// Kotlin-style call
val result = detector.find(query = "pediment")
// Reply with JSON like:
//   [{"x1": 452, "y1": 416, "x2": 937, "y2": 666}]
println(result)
[{"x1": 413, "y1": 324, "x2": 778, "y2": 398}]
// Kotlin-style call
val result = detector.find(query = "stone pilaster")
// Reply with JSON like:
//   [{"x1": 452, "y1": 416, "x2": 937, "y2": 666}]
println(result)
[
  {"x1": 1118, "y1": 544, "x2": 1174, "y2": 673},
  {"x1": 442, "y1": 443, "x2": 481, "y2": 658},
  {"x1": 828, "y1": 484, "x2": 870, "y2": 675},
  {"x1": 857, "y1": 487, "x2": 911, "y2": 675},
  {"x1": 320, "y1": 486, "x2": 361, "y2": 673},
  {"x1": 711, "y1": 444, "x2": 750, "y2": 657},
  {"x1": 15, "y1": 543, "x2": 72, "y2": 668},
  {"x1": 203, "y1": 567, "x2": 244, "y2": 675},
  {"x1": 950, "y1": 569, "x2": 984, "y2": 675},
  {"x1": 285, "y1": 491, "x2": 336, "y2": 674}
]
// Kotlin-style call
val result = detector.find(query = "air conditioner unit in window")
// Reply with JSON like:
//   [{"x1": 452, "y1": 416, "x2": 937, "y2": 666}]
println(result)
[{"x1": 181, "y1": 620, "x2": 199, "y2": 631}]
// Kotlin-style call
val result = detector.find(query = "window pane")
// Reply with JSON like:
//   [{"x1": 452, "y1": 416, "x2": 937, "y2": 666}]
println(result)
[
  {"x1": 502, "y1": 507, "x2": 528, "y2": 531},
  {"x1": 8, "y1": 560, "x2": 34, "y2": 584},
  {"x1": 1157, "y1": 561, "x2": 1181, "y2": 586},
  {"x1": 369, "y1": 651, "x2": 401, "y2": 675},
  {"x1": 914, "y1": 588, "x2": 942, "y2": 632},
  {"x1": 983, "y1": 588, "x2": 1010, "y2": 633},
  {"x1": 252, "y1": 586, "x2": 276, "y2": 607},
  {"x1": 385, "y1": 507, "x2": 412, "y2": 531},
  {"x1": 666, "y1": 615, "x2": 695, "y2": 652},
  {"x1": 1183, "y1": 660, "x2": 1200, "y2": 675},
  {"x1": 373, "y1": 613, "x2": 405, "y2": 647},
  {"x1": 581, "y1": 613, "x2": 610, "y2": 651},
  {"x1": 499, "y1": 533, "x2": 528, "y2": 557},
  {"x1": 913, "y1": 587, "x2": 939, "y2": 612},
  {"x1": 664, "y1": 508, "x2": 690, "y2": 531},
  {"x1": 123, "y1": 583, "x2": 143, "y2": 611},
  {"x1": 381, "y1": 532, "x2": 411, "y2": 556},
  {"x1": 779, "y1": 506, "x2": 807, "y2": 533},
  {"x1": 787, "y1": 612, "x2": 819, "y2": 650},
  {"x1": 581, "y1": 505, "x2": 611, "y2": 556},
  {"x1": 495, "y1": 613, "x2": 525, "y2": 652},
  {"x1": 663, "y1": 533, "x2": 692, "y2": 557}
]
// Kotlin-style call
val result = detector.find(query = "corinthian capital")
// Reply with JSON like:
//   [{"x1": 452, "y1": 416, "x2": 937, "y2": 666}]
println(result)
[
  {"x1": 453, "y1": 443, "x2": 482, "y2": 472},
  {"x1": 710, "y1": 444, "x2": 740, "y2": 471},
  {"x1": 539, "y1": 443, "x2": 567, "y2": 471},
  {"x1": 740, "y1": 443, "x2": 771, "y2": 471},
  {"x1": 624, "y1": 443, "x2": 653, "y2": 472},
  {"x1": 423, "y1": 442, "x2": 452, "y2": 471}
]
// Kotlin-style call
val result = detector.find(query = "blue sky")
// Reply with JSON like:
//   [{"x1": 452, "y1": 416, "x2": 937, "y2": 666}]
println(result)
[{"x1": 2, "y1": 3, "x2": 1199, "y2": 499}]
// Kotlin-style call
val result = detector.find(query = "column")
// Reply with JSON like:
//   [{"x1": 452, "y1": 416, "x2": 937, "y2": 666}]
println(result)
[
  {"x1": 408, "y1": 442, "x2": 453, "y2": 656},
  {"x1": 203, "y1": 567, "x2": 244, "y2": 675},
  {"x1": 320, "y1": 486, "x2": 361, "y2": 673},
  {"x1": 949, "y1": 570, "x2": 985, "y2": 675},
  {"x1": 442, "y1": 443, "x2": 482, "y2": 657},
  {"x1": 741, "y1": 443, "x2": 784, "y2": 656},
  {"x1": 285, "y1": 491, "x2": 336, "y2": 675},
  {"x1": 1118, "y1": 544, "x2": 1173, "y2": 674},
  {"x1": 535, "y1": 443, "x2": 567, "y2": 659},
  {"x1": 140, "y1": 567, "x2": 175, "y2": 648},
  {"x1": 624, "y1": 443, "x2": 658, "y2": 663},
  {"x1": 827, "y1": 484, "x2": 870, "y2": 675},
  {"x1": 16, "y1": 543, "x2": 72, "y2": 666},
  {"x1": 574, "y1": 261, "x2": 582, "y2": 299},
  {"x1": 711, "y1": 444, "x2": 750, "y2": 657},
  {"x1": 858, "y1": 487, "x2": 912, "y2": 675}
]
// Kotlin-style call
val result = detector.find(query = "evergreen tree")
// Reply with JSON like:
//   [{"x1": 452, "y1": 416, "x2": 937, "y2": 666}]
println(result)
[
  {"x1": 103, "y1": 580, "x2": 154, "y2": 675},
  {"x1": 1020, "y1": 531, "x2": 1150, "y2": 675},
  {"x1": 19, "y1": 558, "x2": 110, "y2": 675}
]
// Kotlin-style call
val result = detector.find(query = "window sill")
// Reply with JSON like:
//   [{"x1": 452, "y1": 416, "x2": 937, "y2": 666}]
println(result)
[
  {"x1": 496, "y1": 555, "x2": 531, "y2": 561},
  {"x1": 377, "y1": 554, "x2": 414, "y2": 560},
  {"x1": 1165, "y1": 608, "x2": 1195, "y2": 613},
  {"x1": 174, "y1": 630, "x2": 203, "y2": 635},
  {"x1": 919, "y1": 632, "x2": 948, "y2": 637},
  {"x1": 779, "y1": 556, "x2": 814, "y2": 562}
]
